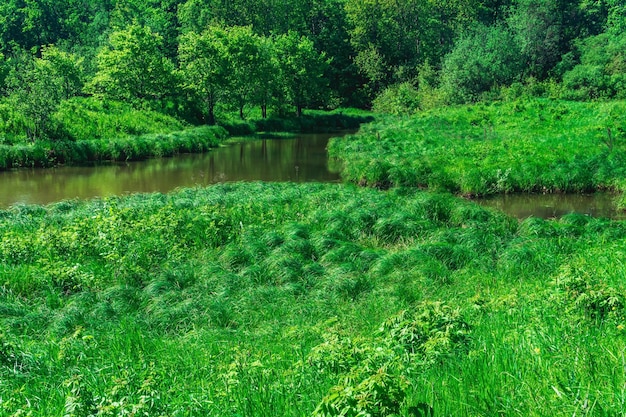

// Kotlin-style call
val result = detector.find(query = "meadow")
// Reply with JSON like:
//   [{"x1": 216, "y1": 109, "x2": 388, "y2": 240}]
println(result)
[
  {"x1": 328, "y1": 99, "x2": 626, "y2": 198},
  {"x1": 1, "y1": 182, "x2": 625, "y2": 416}
]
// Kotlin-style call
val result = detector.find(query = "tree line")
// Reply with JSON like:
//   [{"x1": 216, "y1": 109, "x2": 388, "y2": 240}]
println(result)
[{"x1": 0, "y1": 0, "x2": 625, "y2": 139}]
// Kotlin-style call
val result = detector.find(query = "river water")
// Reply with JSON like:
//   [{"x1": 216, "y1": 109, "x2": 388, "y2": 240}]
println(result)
[
  {"x1": 1, "y1": 132, "x2": 623, "y2": 219},
  {"x1": 0, "y1": 133, "x2": 340, "y2": 208},
  {"x1": 476, "y1": 192, "x2": 625, "y2": 220}
]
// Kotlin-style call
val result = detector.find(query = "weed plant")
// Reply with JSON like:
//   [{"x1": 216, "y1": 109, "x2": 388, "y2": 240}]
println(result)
[
  {"x1": 1, "y1": 183, "x2": 625, "y2": 415},
  {"x1": 329, "y1": 99, "x2": 626, "y2": 197}
]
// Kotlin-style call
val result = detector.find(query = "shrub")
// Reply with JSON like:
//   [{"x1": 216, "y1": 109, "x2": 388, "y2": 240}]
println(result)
[
  {"x1": 372, "y1": 82, "x2": 421, "y2": 115},
  {"x1": 440, "y1": 24, "x2": 523, "y2": 104}
]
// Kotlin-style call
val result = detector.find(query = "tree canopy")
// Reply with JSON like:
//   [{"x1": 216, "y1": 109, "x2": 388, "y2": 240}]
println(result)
[{"x1": 0, "y1": 0, "x2": 623, "y2": 140}]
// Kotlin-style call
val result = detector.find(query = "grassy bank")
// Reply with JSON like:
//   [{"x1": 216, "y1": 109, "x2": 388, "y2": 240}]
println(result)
[
  {"x1": 0, "y1": 96, "x2": 372, "y2": 169},
  {"x1": 1, "y1": 183, "x2": 625, "y2": 415},
  {"x1": 329, "y1": 99, "x2": 626, "y2": 197},
  {"x1": 0, "y1": 125, "x2": 228, "y2": 169}
]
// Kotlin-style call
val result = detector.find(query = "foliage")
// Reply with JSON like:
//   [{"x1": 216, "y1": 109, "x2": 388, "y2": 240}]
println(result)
[
  {"x1": 0, "y1": 0, "x2": 622, "y2": 136},
  {"x1": 178, "y1": 26, "x2": 230, "y2": 125},
  {"x1": 561, "y1": 31, "x2": 626, "y2": 100},
  {"x1": 440, "y1": 24, "x2": 523, "y2": 103},
  {"x1": 274, "y1": 31, "x2": 330, "y2": 116},
  {"x1": 1, "y1": 183, "x2": 625, "y2": 415},
  {"x1": 507, "y1": 0, "x2": 564, "y2": 80},
  {"x1": 5, "y1": 50, "x2": 64, "y2": 140},
  {"x1": 88, "y1": 24, "x2": 175, "y2": 104},
  {"x1": 372, "y1": 82, "x2": 421, "y2": 115}
]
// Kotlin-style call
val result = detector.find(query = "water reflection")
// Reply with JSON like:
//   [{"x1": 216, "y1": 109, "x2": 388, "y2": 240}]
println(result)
[
  {"x1": 0, "y1": 133, "x2": 342, "y2": 207},
  {"x1": 476, "y1": 193, "x2": 625, "y2": 220}
]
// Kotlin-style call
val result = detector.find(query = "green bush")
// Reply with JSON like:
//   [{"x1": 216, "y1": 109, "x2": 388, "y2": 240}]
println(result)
[
  {"x1": 561, "y1": 32, "x2": 626, "y2": 100},
  {"x1": 440, "y1": 25, "x2": 523, "y2": 104},
  {"x1": 372, "y1": 82, "x2": 421, "y2": 115}
]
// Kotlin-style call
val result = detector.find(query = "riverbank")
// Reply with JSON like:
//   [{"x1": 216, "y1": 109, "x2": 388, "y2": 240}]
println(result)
[
  {"x1": 0, "y1": 96, "x2": 373, "y2": 170},
  {"x1": 0, "y1": 125, "x2": 229, "y2": 169},
  {"x1": 1, "y1": 182, "x2": 625, "y2": 415},
  {"x1": 329, "y1": 99, "x2": 626, "y2": 198}
]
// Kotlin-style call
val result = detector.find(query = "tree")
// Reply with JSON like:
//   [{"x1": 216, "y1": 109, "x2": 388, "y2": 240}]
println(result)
[
  {"x1": 507, "y1": 0, "x2": 564, "y2": 79},
  {"x1": 303, "y1": 0, "x2": 364, "y2": 106},
  {"x1": 221, "y1": 27, "x2": 281, "y2": 119},
  {"x1": 0, "y1": 0, "x2": 113, "y2": 55},
  {"x1": 89, "y1": 24, "x2": 175, "y2": 104},
  {"x1": 252, "y1": 36, "x2": 280, "y2": 118},
  {"x1": 40, "y1": 45, "x2": 84, "y2": 100},
  {"x1": 562, "y1": 31, "x2": 626, "y2": 100},
  {"x1": 440, "y1": 24, "x2": 523, "y2": 103},
  {"x1": 109, "y1": 0, "x2": 183, "y2": 59},
  {"x1": 5, "y1": 51, "x2": 64, "y2": 140},
  {"x1": 344, "y1": 0, "x2": 481, "y2": 97},
  {"x1": 223, "y1": 26, "x2": 264, "y2": 120},
  {"x1": 178, "y1": 26, "x2": 230, "y2": 125},
  {"x1": 0, "y1": 53, "x2": 8, "y2": 94},
  {"x1": 274, "y1": 31, "x2": 329, "y2": 116},
  {"x1": 607, "y1": 0, "x2": 626, "y2": 33}
]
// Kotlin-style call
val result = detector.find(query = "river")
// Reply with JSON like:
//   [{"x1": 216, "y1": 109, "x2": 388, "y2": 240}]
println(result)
[
  {"x1": 1, "y1": 132, "x2": 623, "y2": 219},
  {"x1": 0, "y1": 133, "x2": 340, "y2": 208}
]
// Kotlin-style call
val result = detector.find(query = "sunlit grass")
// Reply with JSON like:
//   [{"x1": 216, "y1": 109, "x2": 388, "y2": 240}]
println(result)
[
  {"x1": 329, "y1": 99, "x2": 626, "y2": 197},
  {"x1": 0, "y1": 183, "x2": 625, "y2": 415}
]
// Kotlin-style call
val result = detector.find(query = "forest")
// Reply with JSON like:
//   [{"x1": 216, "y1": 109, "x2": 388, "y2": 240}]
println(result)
[{"x1": 0, "y1": 0, "x2": 624, "y2": 143}]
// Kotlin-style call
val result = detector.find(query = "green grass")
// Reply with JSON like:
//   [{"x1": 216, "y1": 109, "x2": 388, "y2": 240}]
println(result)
[
  {"x1": 329, "y1": 99, "x2": 626, "y2": 196},
  {"x1": 52, "y1": 97, "x2": 188, "y2": 142},
  {"x1": 1, "y1": 183, "x2": 625, "y2": 416},
  {"x1": 0, "y1": 125, "x2": 228, "y2": 168}
]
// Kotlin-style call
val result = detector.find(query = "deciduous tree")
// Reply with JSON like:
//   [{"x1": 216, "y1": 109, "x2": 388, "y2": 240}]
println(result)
[
  {"x1": 178, "y1": 26, "x2": 229, "y2": 124},
  {"x1": 6, "y1": 51, "x2": 64, "y2": 140},
  {"x1": 275, "y1": 31, "x2": 329, "y2": 116},
  {"x1": 89, "y1": 24, "x2": 175, "y2": 104}
]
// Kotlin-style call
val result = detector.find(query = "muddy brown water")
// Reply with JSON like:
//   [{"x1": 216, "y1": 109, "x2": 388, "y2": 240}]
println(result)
[
  {"x1": 0, "y1": 133, "x2": 341, "y2": 208},
  {"x1": 1, "y1": 132, "x2": 623, "y2": 219},
  {"x1": 476, "y1": 192, "x2": 625, "y2": 220}
]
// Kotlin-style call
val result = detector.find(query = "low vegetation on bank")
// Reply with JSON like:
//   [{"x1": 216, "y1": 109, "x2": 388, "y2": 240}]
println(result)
[
  {"x1": 1, "y1": 183, "x2": 625, "y2": 416},
  {"x1": 329, "y1": 99, "x2": 626, "y2": 197},
  {"x1": 0, "y1": 96, "x2": 372, "y2": 169}
]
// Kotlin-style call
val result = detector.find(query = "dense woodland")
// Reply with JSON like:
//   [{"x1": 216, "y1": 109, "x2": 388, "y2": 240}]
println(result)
[{"x1": 0, "y1": 0, "x2": 625, "y2": 142}]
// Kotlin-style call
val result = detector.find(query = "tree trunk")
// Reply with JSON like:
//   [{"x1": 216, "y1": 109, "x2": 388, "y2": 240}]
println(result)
[
  {"x1": 261, "y1": 104, "x2": 267, "y2": 119},
  {"x1": 208, "y1": 103, "x2": 216, "y2": 125}
]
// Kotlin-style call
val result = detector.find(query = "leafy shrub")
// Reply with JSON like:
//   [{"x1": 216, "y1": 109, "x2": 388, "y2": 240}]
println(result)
[
  {"x1": 372, "y1": 82, "x2": 421, "y2": 115},
  {"x1": 313, "y1": 366, "x2": 408, "y2": 417},
  {"x1": 557, "y1": 265, "x2": 625, "y2": 321},
  {"x1": 440, "y1": 24, "x2": 523, "y2": 104},
  {"x1": 379, "y1": 302, "x2": 470, "y2": 359},
  {"x1": 561, "y1": 32, "x2": 626, "y2": 100}
]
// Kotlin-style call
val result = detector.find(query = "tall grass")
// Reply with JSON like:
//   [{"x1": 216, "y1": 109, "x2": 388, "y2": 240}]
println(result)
[
  {"x1": 1, "y1": 183, "x2": 625, "y2": 415},
  {"x1": 0, "y1": 125, "x2": 228, "y2": 168},
  {"x1": 329, "y1": 99, "x2": 626, "y2": 197}
]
